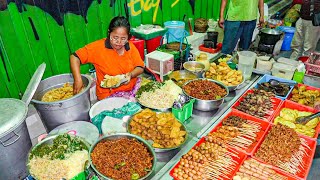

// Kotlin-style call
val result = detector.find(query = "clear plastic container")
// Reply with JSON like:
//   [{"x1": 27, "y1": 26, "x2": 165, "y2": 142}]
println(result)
[
  {"x1": 271, "y1": 62, "x2": 296, "y2": 80},
  {"x1": 237, "y1": 51, "x2": 257, "y2": 80}
]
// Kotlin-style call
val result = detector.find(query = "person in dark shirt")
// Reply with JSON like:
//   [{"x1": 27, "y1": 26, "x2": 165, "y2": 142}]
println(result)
[{"x1": 290, "y1": 0, "x2": 320, "y2": 59}]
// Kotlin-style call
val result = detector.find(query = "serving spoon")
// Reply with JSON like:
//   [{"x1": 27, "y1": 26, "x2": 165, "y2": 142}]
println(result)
[
  {"x1": 295, "y1": 112, "x2": 320, "y2": 125},
  {"x1": 268, "y1": 79, "x2": 296, "y2": 87}
]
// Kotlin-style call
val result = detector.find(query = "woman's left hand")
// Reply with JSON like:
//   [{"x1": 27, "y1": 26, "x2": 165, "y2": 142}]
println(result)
[{"x1": 124, "y1": 72, "x2": 131, "y2": 84}]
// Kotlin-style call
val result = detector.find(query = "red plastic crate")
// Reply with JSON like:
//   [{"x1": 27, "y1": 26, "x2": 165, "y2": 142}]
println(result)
[
  {"x1": 198, "y1": 43, "x2": 222, "y2": 54},
  {"x1": 252, "y1": 125, "x2": 317, "y2": 180},
  {"x1": 206, "y1": 109, "x2": 271, "y2": 155},
  {"x1": 232, "y1": 89, "x2": 283, "y2": 121},
  {"x1": 169, "y1": 137, "x2": 247, "y2": 180},
  {"x1": 287, "y1": 83, "x2": 320, "y2": 111},
  {"x1": 305, "y1": 57, "x2": 320, "y2": 74},
  {"x1": 232, "y1": 156, "x2": 298, "y2": 180},
  {"x1": 271, "y1": 100, "x2": 320, "y2": 138}
]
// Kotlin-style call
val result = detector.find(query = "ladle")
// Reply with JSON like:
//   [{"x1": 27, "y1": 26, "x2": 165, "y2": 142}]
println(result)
[
  {"x1": 268, "y1": 79, "x2": 296, "y2": 87},
  {"x1": 295, "y1": 112, "x2": 320, "y2": 125}
]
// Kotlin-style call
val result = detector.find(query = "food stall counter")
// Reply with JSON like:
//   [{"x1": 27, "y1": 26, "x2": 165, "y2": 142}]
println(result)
[{"x1": 150, "y1": 74, "x2": 261, "y2": 179}]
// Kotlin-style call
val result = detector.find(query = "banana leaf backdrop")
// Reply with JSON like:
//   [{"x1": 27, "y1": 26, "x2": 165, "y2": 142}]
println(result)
[{"x1": 0, "y1": 0, "x2": 279, "y2": 98}]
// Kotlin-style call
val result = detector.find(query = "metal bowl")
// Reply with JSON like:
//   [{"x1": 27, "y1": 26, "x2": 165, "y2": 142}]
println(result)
[
  {"x1": 89, "y1": 133, "x2": 157, "y2": 180},
  {"x1": 26, "y1": 134, "x2": 91, "y2": 179},
  {"x1": 202, "y1": 72, "x2": 245, "y2": 91},
  {"x1": 183, "y1": 61, "x2": 205, "y2": 78},
  {"x1": 182, "y1": 78, "x2": 229, "y2": 111},
  {"x1": 126, "y1": 111, "x2": 189, "y2": 153},
  {"x1": 168, "y1": 70, "x2": 197, "y2": 87}
]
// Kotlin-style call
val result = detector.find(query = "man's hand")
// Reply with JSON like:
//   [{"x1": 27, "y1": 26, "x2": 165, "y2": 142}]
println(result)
[
  {"x1": 219, "y1": 18, "x2": 225, "y2": 29},
  {"x1": 73, "y1": 79, "x2": 84, "y2": 95},
  {"x1": 259, "y1": 16, "x2": 265, "y2": 27}
]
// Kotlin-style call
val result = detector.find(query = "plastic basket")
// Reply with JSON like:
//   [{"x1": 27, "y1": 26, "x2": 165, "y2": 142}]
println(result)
[
  {"x1": 169, "y1": 137, "x2": 247, "y2": 180},
  {"x1": 305, "y1": 58, "x2": 320, "y2": 74},
  {"x1": 253, "y1": 125, "x2": 317, "y2": 180},
  {"x1": 305, "y1": 52, "x2": 320, "y2": 74},
  {"x1": 172, "y1": 99, "x2": 195, "y2": 122},
  {"x1": 271, "y1": 100, "x2": 320, "y2": 138},
  {"x1": 207, "y1": 109, "x2": 271, "y2": 155},
  {"x1": 232, "y1": 89, "x2": 283, "y2": 122},
  {"x1": 255, "y1": 74, "x2": 296, "y2": 100}
]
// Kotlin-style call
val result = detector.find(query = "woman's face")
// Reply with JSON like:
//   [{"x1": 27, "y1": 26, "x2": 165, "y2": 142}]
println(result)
[{"x1": 109, "y1": 27, "x2": 129, "y2": 50}]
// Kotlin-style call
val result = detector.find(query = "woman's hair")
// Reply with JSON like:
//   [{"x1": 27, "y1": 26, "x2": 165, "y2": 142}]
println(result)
[{"x1": 108, "y1": 16, "x2": 131, "y2": 39}]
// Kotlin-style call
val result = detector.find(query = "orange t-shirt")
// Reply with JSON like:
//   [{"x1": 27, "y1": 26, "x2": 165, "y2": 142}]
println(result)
[{"x1": 75, "y1": 38, "x2": 144, "y2": 100}]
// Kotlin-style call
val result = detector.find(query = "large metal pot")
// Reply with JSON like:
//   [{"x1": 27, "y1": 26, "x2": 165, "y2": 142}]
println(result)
[
  {"x1": 182, "y1": 79, "x2": 229, "y2": 111},
  {"x1": 89, "y1": 133, "x2": 157, "y2": 180},
  {"x1": 0, "y1": 64, "x2": 45, "y2": 180},
  {"x1": 0, "y1": 99, "x2": 31, "y2": 180},
  {"x1": 259, "y1": 28, "x2": 283, "y2": 45},
  {"x1": 32, "y1": 74, "x2": 92, "y2": 131}
]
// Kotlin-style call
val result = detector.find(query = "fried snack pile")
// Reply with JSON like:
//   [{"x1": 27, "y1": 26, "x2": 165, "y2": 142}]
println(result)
[
  {"x1": 255, "y1": 124, "x2": 308, "y2": 175},
  {"x1": 235, "y1": 89, "x2": 275, "y2": 120},
  {"x1": 290, "y1": 85, "x2": 320, "y2": 108},
  {"x1": 41, "y1": 83, "x2": 74, "y2": 102},
  {"x1": 91, "y1": 138, "x2": 153, "y2": 180},
  {"x1": 101, "y1": 75, "x2": 122, "y2": 88},
  {"x1": 183, "y1": 79, "x2": 227, "y2": 100},
  {"x1": 129, "y1": 109, "x2": 186, "y2": 148},
  {"x1": 205, "y1": 62, "x2": 243, "y2": 86}
]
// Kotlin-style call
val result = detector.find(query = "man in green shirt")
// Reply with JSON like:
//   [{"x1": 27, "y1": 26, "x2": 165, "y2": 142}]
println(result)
[{"x1": 219, "y1": 0, "x2": 264, "y2": 54}]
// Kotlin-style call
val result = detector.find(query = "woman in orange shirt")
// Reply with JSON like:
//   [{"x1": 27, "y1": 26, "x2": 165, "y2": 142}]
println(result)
[{"x1": 70, "y1": 16, "x2": 145, "y2": 100}]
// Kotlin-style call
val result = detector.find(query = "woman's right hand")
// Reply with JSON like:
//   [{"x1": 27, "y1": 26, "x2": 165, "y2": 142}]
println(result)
[{"x1": 73, "y1": 79, "x2": 84, "y2": 95}]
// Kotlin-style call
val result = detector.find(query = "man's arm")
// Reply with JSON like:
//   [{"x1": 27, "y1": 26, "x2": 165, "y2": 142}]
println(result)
[
  {"x1": 219, "y1": 0, "x2": 228, "y2": 29},
  {"x1": 258, "y1": 0, "x2": 265, "y2": 26}
]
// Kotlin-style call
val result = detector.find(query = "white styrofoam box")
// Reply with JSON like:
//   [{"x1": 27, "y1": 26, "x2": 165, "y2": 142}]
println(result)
[
  {"x1": 186, "y1": 32, "x2": 207, "y2": 51},
  {"x1": 277, "y1": 57, "x2": 300, "y2": 67},
  {"x1": 271, "y1": 62, "x2": 296, "y2": 80},
  {"x1": 145, "y1": 51, "x2": 174, "y2": 80}
]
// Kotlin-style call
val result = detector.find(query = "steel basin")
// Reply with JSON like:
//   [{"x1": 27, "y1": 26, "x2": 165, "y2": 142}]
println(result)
[
  {"x1": 183, "y1": 61, "x2": 205, "y2": 78},
  {"x1": 182, "y1": 78, "x2": 229, "y2": 111},
  {"x1": 89, "y1": 133, "x2": 157, "y2": 180}
]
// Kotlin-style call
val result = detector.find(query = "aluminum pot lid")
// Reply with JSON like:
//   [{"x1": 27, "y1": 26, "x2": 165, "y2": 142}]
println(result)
[
  {"x1": 48, "y1": 121, "x2": 99, "y2": 144},
  {"x1": 21, "y1": 63, "x2": 46, "y2": 105},
  {"x1": 260, "y1": 28, "x2": 282, "y2": 35},
  {"x1": 0, "y1": 98, "x2": 27, "y2": 138}
]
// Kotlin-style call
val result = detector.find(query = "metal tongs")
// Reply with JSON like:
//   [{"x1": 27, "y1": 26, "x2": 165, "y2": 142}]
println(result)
[
  {"x1": 268, "y1": 79, "x2": 296, "y2": 87},
  {"x1": 173, "y1": 94, "x2": 191, "y2": 109},
  {"x1": 295, "y1": 112, "x2": 320, "y2": 124}
]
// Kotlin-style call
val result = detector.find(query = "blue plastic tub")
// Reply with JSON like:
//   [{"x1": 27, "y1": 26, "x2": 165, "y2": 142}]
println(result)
[
  {"x1": 277, "y1": 26, "x2": 295, "y2": 51},
  {"x1": 164, "y1": 21, "x2": 187, "y2": 43},
  {"x1": 255, "y1": 74, "x2": 297, "y2": 100}
]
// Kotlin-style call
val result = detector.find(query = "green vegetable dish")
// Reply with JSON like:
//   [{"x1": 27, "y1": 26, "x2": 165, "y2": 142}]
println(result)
[
  {"x1": 136, "y1": 81, "x2": 164, "y2": 98},
  {"x1": 30, "y1": 134, "x2": 88, "y2": 160}
]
